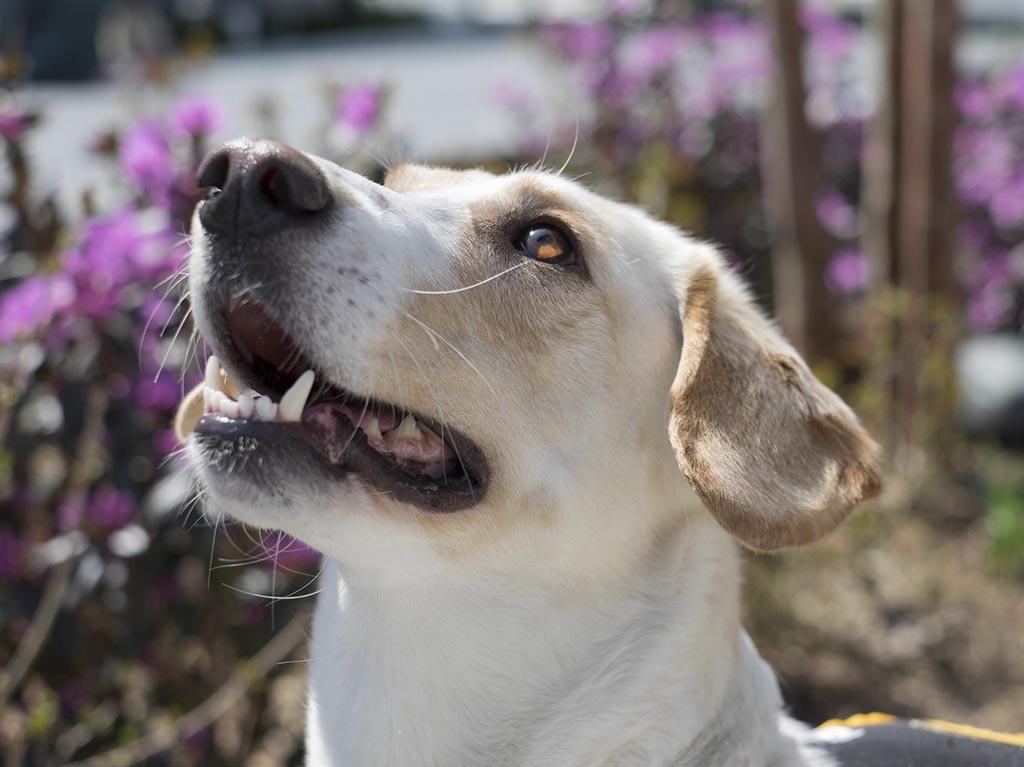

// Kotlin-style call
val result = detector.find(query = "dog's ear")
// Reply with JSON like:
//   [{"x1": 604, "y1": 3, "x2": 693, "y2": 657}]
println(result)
[
  {"x1": 175, "y1": 383, "x2": 204, "y2": 442},
  {"x1": 668, "y1": 264, "x2": 881, "y2": 551}
]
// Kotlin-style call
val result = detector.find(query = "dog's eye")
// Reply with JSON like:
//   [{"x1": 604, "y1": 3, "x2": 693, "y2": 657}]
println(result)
[{"x1": 513, "y1": 224, "x2": 576, "y2": 266}]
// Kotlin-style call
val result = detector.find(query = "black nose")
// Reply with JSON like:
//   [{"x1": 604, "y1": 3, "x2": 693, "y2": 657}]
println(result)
[{"x1": 196, "y1": 138, "x2": 331, "y2": 237}]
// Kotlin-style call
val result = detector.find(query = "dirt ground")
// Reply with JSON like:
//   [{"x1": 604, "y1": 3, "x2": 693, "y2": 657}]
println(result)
[{"x1": 745, "y1": 461, "x2": 1024, "y2": 733}]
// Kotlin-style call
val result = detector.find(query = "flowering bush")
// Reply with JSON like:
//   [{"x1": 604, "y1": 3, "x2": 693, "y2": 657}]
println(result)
[
  {"x1": 1, "y1": 3, "x2": 1022, "y2": 761},
  {"x1": 0, "y1": 85, "x2": 383, "y2": 765},
  {"x1": 523, "y1": 6, "x2": 1024, "y2": 329},
  {"x1": 956, "y1": 66, "x2": 1024, "y2": 329}
]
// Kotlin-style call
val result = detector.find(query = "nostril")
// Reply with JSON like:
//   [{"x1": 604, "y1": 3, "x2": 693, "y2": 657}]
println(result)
[
  {"x1": 257, "y1": 158, "x2": 330, "y2": 215},
  {"x1": 197, "y1": 148, "x2": 230, "y2": 190},
  {"x1": 260, "y1": 166, "x2": 282, "y2": 206}
]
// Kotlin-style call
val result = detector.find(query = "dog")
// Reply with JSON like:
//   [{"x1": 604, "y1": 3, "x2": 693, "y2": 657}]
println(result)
[{"x1": 174, "y1": 137, "x2": 885, "y2": 766}]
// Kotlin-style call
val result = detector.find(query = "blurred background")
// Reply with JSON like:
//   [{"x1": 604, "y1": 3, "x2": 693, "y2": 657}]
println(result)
[{"x1": 1, "y1": 0, "x2": 1023, "y2": 764}]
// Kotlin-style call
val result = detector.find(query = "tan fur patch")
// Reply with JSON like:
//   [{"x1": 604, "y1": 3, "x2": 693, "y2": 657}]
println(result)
[
  {"x1": 669, "y1": 266, "x2": 881, "y2": 551},
  {"x1": 384, "y1": 164, "x2": 494, "y2": 193}
]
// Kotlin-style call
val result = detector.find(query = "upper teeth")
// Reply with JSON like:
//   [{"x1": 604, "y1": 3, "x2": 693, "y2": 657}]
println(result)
[
  {"x1": 363, "y1": 415, "x2": 383, "y2": 440},
  {"x1": 394, "y1": 414, "x2": 420, "y2": 439},
  {"x1": 238, "y1": 394, "x2": 255, "y2": 419},
  {"x1": 198, "y1": 355, "x2": 457, "y2": 478},
  {"x1": 202, "y1": 355, "x2": 314, "y2": 423}
]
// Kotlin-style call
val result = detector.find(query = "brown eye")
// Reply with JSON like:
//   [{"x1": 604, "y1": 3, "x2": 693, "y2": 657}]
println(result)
[{"x1": 514, "y1": 224, "x2": 576, "y2": 266}]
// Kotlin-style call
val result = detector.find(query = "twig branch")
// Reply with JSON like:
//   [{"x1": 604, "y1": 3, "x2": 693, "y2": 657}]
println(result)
[
  {"x1": 0, "y1": 386, "x2": 108, "y2": 705},
  {"x1": 62, "y1": 609, "x2": 310, "y2": 767},
  {"x1": 0, "y1": 555, "x2": 76, "y2": 704}
]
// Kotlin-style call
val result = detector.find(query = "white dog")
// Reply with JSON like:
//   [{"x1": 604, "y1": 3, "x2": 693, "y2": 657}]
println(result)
[{"x1": 175, "y1": 138, "x2": 883, "y2": 767}]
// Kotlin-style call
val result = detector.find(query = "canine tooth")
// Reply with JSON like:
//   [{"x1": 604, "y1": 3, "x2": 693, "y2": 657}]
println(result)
[
  {"x1": 255, "y1": 396, "x2": 278, "y2": 421},
  {"x1": 205, "y1": 356, "x2": 222, "y2": 391},
  {"x1": 395, "y1": 414, "x2": 421, "y2": 440},
  {"x1": 363, "y1": 415, "x2": 383, "y2": 439},
  {"x1": 203, "y1": 387, "x2": 213, "y2": 412},
  {"x1": 238, "y1": 395, "x2": 255, "y2": 419},
  {"x1": 278, "y1": 370, "x2": 315, "y2": 422},
  {"x1": 223, "y1": 373, "x2": 241, "y2": 399}
]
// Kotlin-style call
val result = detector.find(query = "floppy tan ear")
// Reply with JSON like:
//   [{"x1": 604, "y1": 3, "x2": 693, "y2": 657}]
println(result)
[
  {"x1": 175, "y1": 384, "x2": 205, "y2": 442},
  {"x1": 669, "y1": 265, "x2": 881, "y2": 551}
]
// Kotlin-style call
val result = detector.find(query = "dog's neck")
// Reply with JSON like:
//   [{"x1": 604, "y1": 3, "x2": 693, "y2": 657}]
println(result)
[{"x1": 304, "y1": 513, "x2": 810, "y2": 767}]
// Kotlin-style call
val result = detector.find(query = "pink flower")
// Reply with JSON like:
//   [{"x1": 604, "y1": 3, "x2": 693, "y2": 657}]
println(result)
[
  {"x1": 990, "y1": 172, "x2": 1024, "y2": 229},
  {"x1": 0, "y1": 109, "x2": 27, "y2": 141},
  {"x1": 1001, "y1": 63, "x2": 1024, "y2": 110},
  {"x1": 542, "y1": 21, "x2": 613, "y2": 59},
  {"x1": 170, "y1": 96, "x2": 223, "y2": 138},
  {"x1": 826, "y1": 250, "x2": 869, "y2": 295},
  {"x1": 968, "y1": 283, "x2": 1012, "y2": 330},
  {"x1": 61, "y1": 208, "x2": 181, "y2": 322},
  {"x1": 85, "y1": 486, "x2": 135, "y2": 530},
  {"x1": 623, "y1": 27, "x2": 685, "y2": 84},
  {"x1": 493, "y1": 81, "x2": 534, "y2": 113},
  {"x1": 800, "y1": 5, "x2": 856, "y2": 60},
  {"x1": 336, "y1": 85, "x2": 383, "y2": 135},
  {"x1": 816, "y1": 191, "x2": 857, "y2": 238},
  {"x1": 957, "y1": 81, "x2": 992, "y2": 120},
  {"x1": 57, "y1": 496, "x2": 85, "y2": 532},
  {"x1": 0, "y1": 274, "x2": 75, "y2": 343},
  {"x1": 0, "y1": 528, "x2": 26, "y2": 579},
  {"x1": 120, "y1": 120, "x2": 175, "y2": 197},
  {"x1": 135, "y1": 379, "x2": 181, "y2": 411}
]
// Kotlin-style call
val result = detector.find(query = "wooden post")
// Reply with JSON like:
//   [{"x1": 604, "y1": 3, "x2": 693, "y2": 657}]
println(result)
[
  {"x1": 761, "y1": 0, "x2": 836, "y2": 362},
  {"x1": 862, "y1": 0, "x2": 959, "y2": 456}
]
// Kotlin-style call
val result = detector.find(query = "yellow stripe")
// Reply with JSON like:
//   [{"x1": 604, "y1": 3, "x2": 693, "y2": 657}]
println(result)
[
  {"x1": 817, "y1": 712, "x2": 897, "y2": 730},
  {"x1": 912, "y1": 719, "x2": 1024, "y2": 748}
]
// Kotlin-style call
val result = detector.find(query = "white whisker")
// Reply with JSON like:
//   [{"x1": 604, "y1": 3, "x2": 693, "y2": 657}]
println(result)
[
  {"x1": 401, "y1": 261, "x2": 528, "y2": 296},
  {"x1": 557, "y1": 102, "x2": 581, "y2": 178},
  {"x1": 398, "y1": 311, "x2": 496, "y2": 399}
]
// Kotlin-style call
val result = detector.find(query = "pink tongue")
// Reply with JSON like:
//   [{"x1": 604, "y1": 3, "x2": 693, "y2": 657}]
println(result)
[{"x1": 366, "y1": 433, "x2": 451, "y2": 465}]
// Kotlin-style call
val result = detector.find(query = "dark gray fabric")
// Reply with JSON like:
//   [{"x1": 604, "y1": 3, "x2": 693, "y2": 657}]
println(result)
[{"x1": 813, "y1": 720, "x2": 1024, "y2": 766}]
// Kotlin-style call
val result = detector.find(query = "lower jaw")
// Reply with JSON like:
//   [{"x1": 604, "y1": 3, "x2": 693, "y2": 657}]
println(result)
[{"x1": 192, "y1": 414, "x2": 486, "y2": 512}]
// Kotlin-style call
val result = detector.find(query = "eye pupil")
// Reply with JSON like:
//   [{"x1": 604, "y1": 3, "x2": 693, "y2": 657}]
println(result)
[{"x1": 516, "y1": 225, "x2": 576, "y2": 265}]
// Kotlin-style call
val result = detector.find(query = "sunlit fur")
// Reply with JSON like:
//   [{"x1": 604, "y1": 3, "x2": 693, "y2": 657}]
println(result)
[{"x1": 182, "y1": 158, "x2": 878, "y2": 767}]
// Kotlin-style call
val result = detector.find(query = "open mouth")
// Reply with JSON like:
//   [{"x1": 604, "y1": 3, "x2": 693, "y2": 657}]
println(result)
[{"x1": 192, "y1": 297, "x2": 488, "y2": 512}]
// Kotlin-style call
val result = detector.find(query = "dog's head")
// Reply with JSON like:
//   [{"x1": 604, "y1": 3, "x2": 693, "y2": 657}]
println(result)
[{"x1": 176, "y1": 138, "x2": 880, "y2": 579}]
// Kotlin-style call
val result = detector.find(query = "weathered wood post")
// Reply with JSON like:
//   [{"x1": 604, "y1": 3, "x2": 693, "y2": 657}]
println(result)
[
  {"x1": 761, "y1": 0, "x2": 836, "y2": 362},
  {"x1": 862, "y1": 0, "x2": 959, "y2": 458}
]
